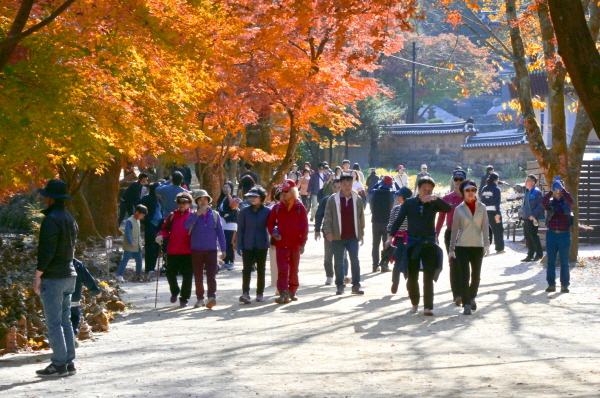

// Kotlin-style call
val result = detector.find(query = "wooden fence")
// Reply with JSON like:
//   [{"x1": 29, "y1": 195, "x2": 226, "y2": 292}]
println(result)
[{"x1": 527, "y1": 159, "x2": 600, "y2": 244}]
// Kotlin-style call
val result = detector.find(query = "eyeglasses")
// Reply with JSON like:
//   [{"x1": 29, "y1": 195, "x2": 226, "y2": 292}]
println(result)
[
  {"x1": 464, "y1": 188, "x2": 477, "y2": 193},
  {"x1": 453, "y1": 178, "x2": 464, "y2": 182}
]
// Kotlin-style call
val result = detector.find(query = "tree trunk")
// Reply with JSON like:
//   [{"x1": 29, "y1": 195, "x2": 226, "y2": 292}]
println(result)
[
  {"x1": 369, "y1": 125, "x2": 379, "y2": 168},
  {"x1": 265, "y1": 110, "x2": 301, "y2": 199},
  {"x1": 328, "y1": 137, "x2": 333, "y2": 164},
  {"x1": 304, "y1": 133, "x2": 322, "y2": 166},
  {"x1": 344, "y1": 130, "x2": 349, "y2": 160},
  {"x1": 548, "y1": 0, "x2": 600, "y2": 134},
  {"x1": 246, "y1": 110, "x2": 273, "y2": 186},
  {"x1": 82, "y1": 158, "x2": 121, "y2": 238},
  {"x1": 58, "y1": 166, "x2": 101, "y2": 240}
]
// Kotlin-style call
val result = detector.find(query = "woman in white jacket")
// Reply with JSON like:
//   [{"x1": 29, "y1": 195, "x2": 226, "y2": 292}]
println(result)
[{"x1": 449, "y1": 180, "x2": 490, "y2": 315}]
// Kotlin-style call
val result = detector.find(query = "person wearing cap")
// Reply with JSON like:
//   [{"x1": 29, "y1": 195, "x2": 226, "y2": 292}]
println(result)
[
  {"x1": 414, "y1": 164, "x2": 431, "y2": 192},
  {"x1": 435, "y1": 168, "x2": 466, "y2": 305},
  {"x1": 315, "y1": 178, "x2": 349, "y2": 285},
  {"x1": 115, "y1": 204, "x2": 148, "y2": 283},
  {"x1": 286, "y1": 164, "x2": 301, "y2": 184},
  {"x1": 480, "y1": 172, "x2": 505, "y2": 253},
  {"x1": 267, "y1": 179, "x2": 309, "y2": 303},
  {"x1": 322, "y1": 173, "x2": 366, "y2": 295},
  {"x1": 185, "y1": 190, "x2": 226, "y2": 309},
  {"x1": 33, "y1": 180, "x2": 79, "y2": 377},
  {"x1": 479, "y1": 165, "x2": 494, "y2": 196},
  {"x1": 370, "y1": 175, "x2": 395, "y2": 272},
  {"x1": 388, "y1": 176, "x2": 451, "y2": 316},
  {"x1": 522, "y1": 174, "x2": 545, "y2": 262},
  {"x1": 156, "y1": 191, "x2": 194, "y2": 307},
  {"x1": 541, "y1": 177, "x2": 574, "y2": 293},
  {"x1": 449, "y1": 179, "x2": 490, "y2": 315},
  {"x1": 385, "y1": 186, "x2": 412, "y2": 294},
  {"x1": 237, "y1": 186, "x2": 271, "y2": 303},
  {"x1": 393, "y1": 165, "x2": 409, "y2": 190}
]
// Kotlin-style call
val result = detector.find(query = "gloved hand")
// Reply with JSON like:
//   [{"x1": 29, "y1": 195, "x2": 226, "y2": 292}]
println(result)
[
  {"x1": 449, "y1": 251, "x2": 456, "y2": 259},
  {"x1": 155, "y1": 235, "x2": 163, "y2": 245},
  {"x1": 484, "y1": 247, "x2": 490, "y2": 257},
  {"x1": 237, "y1": 248, "x2": 243, "y2": 256}
]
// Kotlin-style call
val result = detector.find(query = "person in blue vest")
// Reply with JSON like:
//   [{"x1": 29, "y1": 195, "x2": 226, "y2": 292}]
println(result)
[
  {"x1": 522, "y1": 174, "x2": 544, "y2": 262},
  {"x1": 480, "y1": 172, "x2": 505, "y2": 253}
]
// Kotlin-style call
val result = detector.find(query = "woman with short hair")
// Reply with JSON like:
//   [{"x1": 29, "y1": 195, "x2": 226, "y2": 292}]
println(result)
[{"x1": 449, "y1": 179, "x2": 490, "y2": 315}]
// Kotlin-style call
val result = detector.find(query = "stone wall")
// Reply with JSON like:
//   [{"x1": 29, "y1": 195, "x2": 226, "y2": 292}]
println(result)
[
  {"x1": 378, "y1": 132, "x2": 473, "y2": 172},
  {"x1": 462, "y1": 144, "x2": 534, "y2": 174},
  {"x1": 378, "y1": 133, "x2": 535, "y2": 175}
]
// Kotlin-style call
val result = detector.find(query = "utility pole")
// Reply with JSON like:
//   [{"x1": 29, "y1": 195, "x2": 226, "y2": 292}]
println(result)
[{"x1": 411, "y1": 42, "x2": 416, "y2": 124}]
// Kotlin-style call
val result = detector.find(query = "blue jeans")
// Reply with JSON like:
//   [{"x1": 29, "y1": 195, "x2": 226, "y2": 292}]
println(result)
[
  {"x1": 117, "y1": 250, "x2": 143, "y2": 276},
  {"x1": 40, "y1": 277, "x2": 77, "y2": 366},
  {"x1": 324, "y1": 239, "x2": 348, "y2": 279},
  {"x1": 332, "y1": 239, "x2": 361, "y2": 288},
  {"x1": 546, "y1": 230, "x2": 571, "y2": 286}
]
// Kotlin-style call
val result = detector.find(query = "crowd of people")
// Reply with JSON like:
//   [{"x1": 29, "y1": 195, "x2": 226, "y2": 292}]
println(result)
[{"x1": 32, "y1": 160, "x2": 575, "y2": 376}]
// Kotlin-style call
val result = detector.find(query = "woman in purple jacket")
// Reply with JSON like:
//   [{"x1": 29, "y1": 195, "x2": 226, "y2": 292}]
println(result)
[{"x1": 185, "y1": 190, "x2": 226, "y2": 309}]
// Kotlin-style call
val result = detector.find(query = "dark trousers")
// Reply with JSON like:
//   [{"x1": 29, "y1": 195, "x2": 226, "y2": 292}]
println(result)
[
  {"x1": 192, "y1": 250, "x2": 218, "y2": 299},
  {"x1": 224, "y1": 230, "x2": 235, "y2": 264},
  {"x1": 324, "y1": 239, "x2": 348, "y2": 278},
  {"x1": 444, "y1": 228, "x2": 461, "y2": 300},
  {"x1": 166, "y1": 254, "x2": 193, "y2": 302},
  {"x1": 546, "y1": 230, "x2": 571, "y2": 287},
  {"x1": 487, "y1": 211, "x2": 505, "y2": 251},
  {"x1": 523, "y1": 219, "x2": 543, "y2": 257},
  {"x1": 392, "y1": 238, "x2": 406, "y2": 287},
  {"x1": 118, "y1": 202, "x2": 134, "y2": 225},
  {"x1": 70, "y1": 306, "x2": 80, "y2": 335},
  {"x1": 332, "y1": 239, "x2": 361, "y2": 288},
  {"x1": 455, "y1": 246, "x2": 484, "y2": 305},
  {"x1": 144, "y1": 223, "x2": 161, "y2": 273},
  {"x1": 407, "y1": 243, "x2": 438, "y2": 309},
  {"x1": 372, "y1": 222, "x2": 388, "y2": 268},
  {"x1": 242, "y1": 248, "x2": 268, "y2": 294},
  {"x1": 301, "y1": 195, "x2": 310, "y2": 212}
]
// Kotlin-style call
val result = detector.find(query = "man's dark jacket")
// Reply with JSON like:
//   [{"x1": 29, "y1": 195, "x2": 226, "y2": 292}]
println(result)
[
  {"x1": 37, "y1": 201, "x2": 78, "y2": 279},
  {"x1": 371, "y1": 187, "x2": 394, "y2": 224},
  {"x1": 72, "y1": 258, "x2": 101, "y2": 302},
  {"x1": 121, "y1": 181, "x2": 144, "y2": 206}
]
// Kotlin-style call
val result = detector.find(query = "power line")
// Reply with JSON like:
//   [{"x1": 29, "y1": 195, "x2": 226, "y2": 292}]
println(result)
[{"x1": 385, "y1": 53, "x2": 478, "y2": 74}]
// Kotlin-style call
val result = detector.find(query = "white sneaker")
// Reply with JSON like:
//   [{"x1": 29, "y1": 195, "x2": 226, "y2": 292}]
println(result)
[
  {"x1": 116, "y1": 276, "x2": 125, "y2": 283},
  {"x1": 194, "y1": 299, "x2": 205, "y2": 308},
  {"x1": 325, "y1": 277, "x2": 333, "y2": 285}
]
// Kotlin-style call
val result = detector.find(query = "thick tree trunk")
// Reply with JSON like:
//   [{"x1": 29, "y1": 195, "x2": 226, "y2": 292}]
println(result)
[
  {"x1": 328, "y1": 137, "x2": 333, "y2": 164},
  {"x1": 369, "y1": 126, "x2": 379, "y2": 168},
  {"x1": 304, "y1": 134, "x2": 322, "y2": 167},
  {"x1": 58, "y1": 166, "x2": 101, "y2": 240},
  {"x1": 82, "y1": 158, "x2": 121, "y2": 238},
  {"x1": 265, "y1": 110, "x2": 301, "y2": 199},
  {"x1": 548, "y1": 0, "x2": 600, "y2": 134},
  {"x1": 246, "y1": 110, "x2": 273, "y2": 186},
  {"x1": 344, "y1": 131, "x2": 349, "y2": 161}
]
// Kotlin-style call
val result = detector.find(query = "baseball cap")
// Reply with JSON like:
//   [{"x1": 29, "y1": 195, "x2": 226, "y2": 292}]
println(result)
[
  {"x1": 281, "y1": 179, "x2": 296, "y2": 192},
  {"x1": 397, "y1": 165, "x2": 405, "y2": 170},
  {"x1": 453, "y1": 169, "x2": 467, "y2": 179}
]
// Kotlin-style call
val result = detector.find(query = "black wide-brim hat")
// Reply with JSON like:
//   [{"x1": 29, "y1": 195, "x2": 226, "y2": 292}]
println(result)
[{"x1": 38, "y1": 179, "x2": 72, "y2": 200}]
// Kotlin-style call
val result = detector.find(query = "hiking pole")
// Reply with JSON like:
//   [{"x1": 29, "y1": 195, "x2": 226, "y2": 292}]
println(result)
[{"x1": 154, "y1": 249, "x2": 162, "y2": 309}]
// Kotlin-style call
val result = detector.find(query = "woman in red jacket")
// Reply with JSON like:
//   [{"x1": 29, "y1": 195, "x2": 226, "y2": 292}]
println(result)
[{"x1": 266, "y1": 179, "x2": 309, "y2": 304}]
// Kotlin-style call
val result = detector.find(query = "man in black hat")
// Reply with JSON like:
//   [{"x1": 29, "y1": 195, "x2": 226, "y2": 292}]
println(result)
[{"x1": 33, "y1": 179, "x2": 79, "y2": 377}]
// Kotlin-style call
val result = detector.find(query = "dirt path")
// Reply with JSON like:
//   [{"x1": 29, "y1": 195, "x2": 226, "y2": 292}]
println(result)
[{"x1": 2, "y1": 214, "x2": 600, "y2": 397}]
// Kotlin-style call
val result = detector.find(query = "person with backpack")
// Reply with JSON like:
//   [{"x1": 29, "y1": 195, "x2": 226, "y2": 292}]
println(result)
[
  {"x1": 237, "y1": 186, "x2": 271, "y2": 303},
  {"x1": 267, "y1": 180, "x2": 309, "y2": 304},
  {"x1": 185, "y1": 190, "x2": 226, "y2": 309},
  {"x1": 541, "y1": 177, "x2": 574, "y2": 293},
  {"x1": 156, "y1": 192, "x2": 194, "y2": 307},
  {"x1": 449, "y1": 180, "x2": 490, "y2": 315}
]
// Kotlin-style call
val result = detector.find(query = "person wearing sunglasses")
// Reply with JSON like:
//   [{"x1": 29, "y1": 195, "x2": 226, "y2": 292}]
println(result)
[
  {"x1": 449, "y1": 180, "x2": 490, "y2": 315},
  {"x1": 435, "y1": 168, "x2": 467, "y2": 306},
  {"x1": 387, "y1": 176, "x2": 451, "y2": 316}
]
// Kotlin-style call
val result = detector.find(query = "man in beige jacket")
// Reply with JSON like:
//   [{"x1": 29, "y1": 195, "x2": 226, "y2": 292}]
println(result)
[{"x1": 322, "y1": 174, "x2": 365, "y2": 295}]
